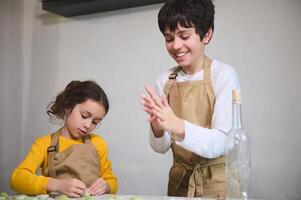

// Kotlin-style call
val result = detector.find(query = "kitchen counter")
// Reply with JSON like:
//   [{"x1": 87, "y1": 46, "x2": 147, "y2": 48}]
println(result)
[
  {"x1": 91, "y1": 195, "x2": 264, "y2": 200},
  {"x1": 93, "y1": 195, "x2": 213, "y2": 200}
]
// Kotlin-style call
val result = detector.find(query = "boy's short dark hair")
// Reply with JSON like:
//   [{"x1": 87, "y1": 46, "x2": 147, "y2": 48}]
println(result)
[{"x1": 158, "y1": 0, "x2": 215, "y2": 40}]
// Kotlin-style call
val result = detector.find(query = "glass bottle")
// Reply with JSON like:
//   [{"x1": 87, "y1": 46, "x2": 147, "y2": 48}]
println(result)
[{"x1": 225, "y1": 90, "x2": 251, "y2": 200}]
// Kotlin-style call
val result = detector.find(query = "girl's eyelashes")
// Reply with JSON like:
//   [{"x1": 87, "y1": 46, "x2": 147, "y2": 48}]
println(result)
[
  {"x1": 81, "y1": 113, "x2": 89, "y2": 119},
  {"x1": 81, "y1": 111, "x2": 102, "y2": 126},
  {"x1": 92, "y1": 120, "x2": 100, "y2": 125}
]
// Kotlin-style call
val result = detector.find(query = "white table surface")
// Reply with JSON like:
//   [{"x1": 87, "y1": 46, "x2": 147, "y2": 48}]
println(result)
[
  {"x1": 93, "y1": 195, "x2": 212, "y2": 200},
  {"x1": 91, "y1": 195, "x2": 263, "y2": 200}
]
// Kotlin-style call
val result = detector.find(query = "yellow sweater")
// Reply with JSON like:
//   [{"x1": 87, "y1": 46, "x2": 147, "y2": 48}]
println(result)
[{"x1": 10, "y1": 133, "x2": 118, "y2": 195}]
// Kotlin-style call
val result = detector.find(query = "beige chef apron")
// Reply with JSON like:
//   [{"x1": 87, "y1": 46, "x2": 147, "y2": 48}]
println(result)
[
  {"x1": 164, "y1": 56, "x2": 226, "y2": 198},
  {"x1": 45, "y1": 130, "x2": 101, "y2": 187}
]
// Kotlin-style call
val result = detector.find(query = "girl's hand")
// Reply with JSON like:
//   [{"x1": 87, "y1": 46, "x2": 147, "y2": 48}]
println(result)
[
  {"x1": 46, "y1": 178, "x2": 86, "y2": 197},
  {"x1": 87, "y1": 178, "x2": 110, "y2": 196}
]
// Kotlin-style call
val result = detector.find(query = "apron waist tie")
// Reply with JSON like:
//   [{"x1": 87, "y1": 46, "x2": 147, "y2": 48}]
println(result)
[
  {"x1": 174, "y1": 156, "x2": 225, "y2": 197},
  {"x1": 188, "y1": 162, "x2": 203, "y2": 197}
]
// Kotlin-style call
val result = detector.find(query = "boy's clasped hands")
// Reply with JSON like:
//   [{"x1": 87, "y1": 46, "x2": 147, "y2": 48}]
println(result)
[{"x1": 141, "y1": 85, "x2": 185, "y2": 141}]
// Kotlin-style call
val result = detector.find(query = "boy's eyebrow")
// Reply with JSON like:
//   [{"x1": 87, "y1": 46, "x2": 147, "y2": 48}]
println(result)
[
  {"x1": 163, "y1": 33, "x2": 172, "y2": 37},
  {"x1": 178, "y1": 30, "x2": 192, "y2": 34},
  {"x1": 164, "y1": 29, "x2": 194, "y2": 36}
]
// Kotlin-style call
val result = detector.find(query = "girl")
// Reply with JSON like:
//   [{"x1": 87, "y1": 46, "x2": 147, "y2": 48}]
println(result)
[{"x1": 10, "y1": 80, "x2": 118, "y2": 197}]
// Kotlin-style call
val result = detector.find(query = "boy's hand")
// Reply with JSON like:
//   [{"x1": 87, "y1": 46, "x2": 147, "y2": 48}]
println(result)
[
  {"x1": 142, "y1": 85, "x2": 185, "y2": 140},
  {"x1": 87, "y1": 178, "x2": 110, "y2": 195},
  {"x1": 46, "y1": 178, "x2": 86, "y2": 197},
  {"x1": 141, "y1": 85, "x2": 164, "y2": 137}
]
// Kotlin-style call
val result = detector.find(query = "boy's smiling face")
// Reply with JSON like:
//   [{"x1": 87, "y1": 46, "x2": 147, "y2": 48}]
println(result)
[{"x1": 163, "y1": 24, "x2": 212, "y2": 74}]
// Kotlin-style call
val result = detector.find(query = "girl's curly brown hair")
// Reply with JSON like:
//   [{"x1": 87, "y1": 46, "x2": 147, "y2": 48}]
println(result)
[{"x1": 47, "y1": 80, "x2": 109, "y2": 122}]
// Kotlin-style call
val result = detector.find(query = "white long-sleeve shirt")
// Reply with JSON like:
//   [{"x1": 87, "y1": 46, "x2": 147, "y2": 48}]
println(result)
[{"x1": 149, "y1": 59, "x2": 240, "y2": 159}]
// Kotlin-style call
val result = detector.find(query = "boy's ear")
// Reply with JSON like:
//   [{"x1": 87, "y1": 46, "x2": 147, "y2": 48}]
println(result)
[{"x1": 203, "y1": 27, "x2": 213, "y2": 45}]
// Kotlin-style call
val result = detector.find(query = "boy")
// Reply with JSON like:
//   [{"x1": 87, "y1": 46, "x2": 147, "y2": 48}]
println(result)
[{"x1": 141, "y1": 0, "x2": 240, "y2": 198}]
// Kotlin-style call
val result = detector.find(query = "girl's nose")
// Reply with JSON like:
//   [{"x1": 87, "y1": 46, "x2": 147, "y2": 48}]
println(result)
[{"x1": 83, "y1": 120, "x2": 92, "y2": 130}]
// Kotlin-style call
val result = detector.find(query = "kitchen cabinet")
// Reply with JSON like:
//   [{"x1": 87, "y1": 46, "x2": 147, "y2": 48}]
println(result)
[{"x1": 42, "y1": 0, "x2": 166, "y2": 17}]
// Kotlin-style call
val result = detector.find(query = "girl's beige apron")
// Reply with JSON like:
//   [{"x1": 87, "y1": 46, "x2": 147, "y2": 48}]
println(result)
[
  {"x1": 45, "y1": 130, "x2": 100, "y2": 187},
  {"x1": 164, "y1": 56, "x2": 226, "y2": 198}
]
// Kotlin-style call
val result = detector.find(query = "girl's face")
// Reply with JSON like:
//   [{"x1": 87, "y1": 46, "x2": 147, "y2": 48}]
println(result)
[
  {"x1": 62, "y1": 99, "x2": 106, "y2": 139},
  {"x1": 164, "y1": 24, "x2": 212, "y2": 74}
]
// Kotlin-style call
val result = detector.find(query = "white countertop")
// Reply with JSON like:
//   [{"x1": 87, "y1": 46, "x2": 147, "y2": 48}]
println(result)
[{"x1": 93, "y1": 195, "x2": 212, "y2": 200}]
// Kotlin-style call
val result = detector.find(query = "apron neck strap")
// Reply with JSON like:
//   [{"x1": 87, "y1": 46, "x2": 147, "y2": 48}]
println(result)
[
  {"x1": 164, "y1": 55, "x2": 213, "y2": 100},
  {"x1": 47, "y1": 129, "x2": 61, "y2": 178},
  {"x1": 164, "y1": 66, "x2": 182, "y2": 100},
  {"x1": 47, "y1": 129, "x2": 61, "y2": 153},
  {"x1": 203, "y1": 55, "x2": 212, "y2": 84},
  {"x1": 47, "y1": 129, "x2": 90, "y2": 154},
  {"x1": 82, "y1": 135, "x2": 90, "y2": 143}
]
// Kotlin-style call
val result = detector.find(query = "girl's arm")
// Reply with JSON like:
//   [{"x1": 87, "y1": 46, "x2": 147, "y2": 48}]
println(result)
[
  {"x1": 10, "y1": 137, "x2": 50, "y2": 195},
  {"x1": 93, "y1": 136, "x2": 118, "y2": 194},
  {"x1": 11, "y1": 135, "x2": 92, "y2": 197}
]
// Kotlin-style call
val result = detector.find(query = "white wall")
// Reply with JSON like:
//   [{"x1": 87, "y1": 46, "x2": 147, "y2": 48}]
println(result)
[
  {"x1": 0, "y1": 0, "x2": 300, "y2": 199},
  {"x1": 0, "y1": 0, "x2": 24, "y2": 195}
]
